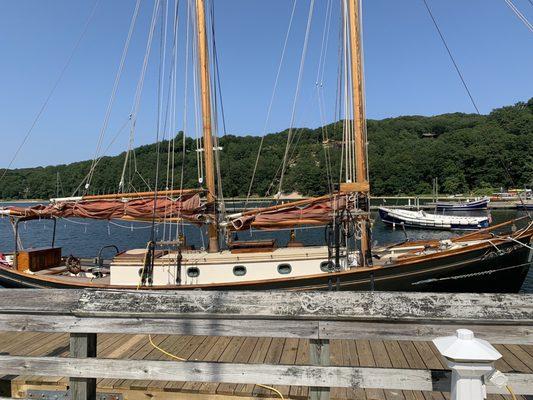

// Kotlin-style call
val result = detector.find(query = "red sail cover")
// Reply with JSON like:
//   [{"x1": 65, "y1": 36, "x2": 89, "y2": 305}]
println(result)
[
  {"x1": 4, "y1": 194, "x2": 206, "y2": 222},
  {"x1": 230, "y1": 196, "x2": 348, "y2": 230}
]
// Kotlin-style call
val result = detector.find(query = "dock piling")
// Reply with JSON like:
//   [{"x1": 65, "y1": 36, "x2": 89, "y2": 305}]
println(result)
[
  {"x1": 309, "y1": 338, "x2": 330, "y2": 399},
  {"x1": 69, "y1": 333, "x2": 97, "y2": 400}
]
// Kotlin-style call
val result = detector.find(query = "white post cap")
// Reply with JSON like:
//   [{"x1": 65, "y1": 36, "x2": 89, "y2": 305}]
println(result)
[{"x1": 433, "y1": 329, "x2": 502, "y2": 362}]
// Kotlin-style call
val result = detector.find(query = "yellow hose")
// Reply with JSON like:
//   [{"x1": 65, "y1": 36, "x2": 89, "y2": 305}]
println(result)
[
  {"x1": 256, "y1": 383, "x2": 285, "y2": 399},
  {"x1": 506, "y1": 385, "x2": 517, "y2": 400},
  {"x1": 148, "y1": 334, "x2": 186, "y2": 361}
]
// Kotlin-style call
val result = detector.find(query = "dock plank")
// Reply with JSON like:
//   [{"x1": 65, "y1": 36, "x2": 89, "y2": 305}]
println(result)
[
  {"x1": 1, "y1": 332, "x2": 532, "y2": 399},
  {"x1": 197, "y1": 337, "x2": 246, "y2": 394},
  {"x1": 494, "y1": 344, "x2": 532, "y2": 373},
  {"x1": 216, "y1": 336, "x2": 258, "y2": 396},
  {"x1": 252, "y1": 337, "x2": 285, "y2": 397},
  {"x1": 163, "y1": 335, "x2": 208, "y2": 392},
  {"x1": 289, "y1": 338, "x2": 310, "y2": 399},
  {"x1": 371, "y1": 341, "x2": 405, "y2": 400},
  {"x1": 234, "y1": 337, "x2": 272, "y2": 396},
  {"x1": 357, "y1": 340, "x2": 386, "y2": 400}
]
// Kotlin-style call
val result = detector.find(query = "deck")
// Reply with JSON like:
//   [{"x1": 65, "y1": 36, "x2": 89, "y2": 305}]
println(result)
[{"x1": 2, "y1": 332, "x2": 531, "y2": 399}]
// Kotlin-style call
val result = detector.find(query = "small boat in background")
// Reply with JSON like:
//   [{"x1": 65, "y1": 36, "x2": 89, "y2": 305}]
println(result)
[
  {"x1": 436, "y1": 197, "x2": 490, "y2": 210},
  {"x1": 379, "y1": 207, "x2": 490, "y2": 231},
  {"x1": 516, "y1": 201, "x2": 533, "y2": 210}
]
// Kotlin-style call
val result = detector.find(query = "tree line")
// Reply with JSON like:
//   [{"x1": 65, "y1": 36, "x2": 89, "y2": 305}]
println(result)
[{"x1": 1, "y1": 98, "x2": 531, "y2": 200}]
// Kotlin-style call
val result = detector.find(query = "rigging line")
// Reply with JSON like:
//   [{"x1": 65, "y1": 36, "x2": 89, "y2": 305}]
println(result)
[
  {"x1": 277, "y1": 0, "x2": 316, "y2": 199},
  {"x1": 358, "y1": 0, "x2": 370, "y2": 183},
  {"x1": 150, "y1": 0, "x2": 169, "y2": 246},
  {"x1": 316, "y1": 0, "x2": 333, "y2": 86},
  {"x1": 72, "y1": 117, "x2": 130, "y2": 195},
  {"x1": 170, "y1": 0, "x2": 181, "y2": 241},
  {"x1": 119, "y1": 0, "x2": 162, "y2": 192},
  {"x1": 190, "y1": 2, "x2": 204, "y2": 186},
  {"x1": 244, "y1": 0, "x2": 299, "y2": 209},
  {"x1": 163, "y1": 0, "x2": 180, "y2": 241},
  {"x1": 421, "y1": 0, "x2": 481, "y2": 114},
  {"x1": 0, "y1": 0, "x2": 100, "y2": 185},
  {"x1": 423, "y1": 0, "x2": 530, "y2": 208},
  {"x1": 316, "y1": 0, "x2": 334, "y2": 193},
  {"x1": 503, "y1": 0, "x2": 533, "y2": 32},
  {"x1": 85, "y1": 0, "x2": 141, "y2": 192},
  {"x1": 177, "y1": 0, "x2": 192, "y2": 240},
  {"x1": 209, "y1": 0, "x2": 227, "y2": 219},
  {"x1": 338, "y1": 2, "x2": 346, "y2": 185}
]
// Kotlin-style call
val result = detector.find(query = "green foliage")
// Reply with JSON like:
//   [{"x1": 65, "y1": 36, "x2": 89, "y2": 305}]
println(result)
[{"x1": 1, "y1": 99, "x2": 531, "y2": 199}]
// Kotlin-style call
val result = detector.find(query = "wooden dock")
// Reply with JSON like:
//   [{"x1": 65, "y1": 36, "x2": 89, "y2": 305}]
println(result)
[
  {"x1": 0, "y1": 289, "x2": 531, "y2": 400},
  {"x1": 2, "y1": 332, "x2": 532, "y2": 399}
]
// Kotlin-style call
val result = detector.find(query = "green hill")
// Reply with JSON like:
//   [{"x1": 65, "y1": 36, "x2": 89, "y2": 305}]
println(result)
[{"x1": 1, "y1": 98, "x2": 532, "y2": 199}]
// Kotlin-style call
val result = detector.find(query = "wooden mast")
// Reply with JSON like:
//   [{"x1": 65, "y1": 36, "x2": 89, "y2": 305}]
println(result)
[
  {"x1": 195, "y1": 0, "x2": 219, "y2": 252},
  {"x1": 347, "y1": 0, "x2": 371, "y2": 263}
]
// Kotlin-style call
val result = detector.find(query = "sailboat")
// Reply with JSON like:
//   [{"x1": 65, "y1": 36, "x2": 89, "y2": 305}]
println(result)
[{"x1": 0, "y1": 0, "x2": 532, "y2": 292}]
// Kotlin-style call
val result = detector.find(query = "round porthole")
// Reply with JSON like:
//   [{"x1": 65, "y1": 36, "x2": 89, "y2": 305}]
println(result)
[
  {"x1": 187, "y1": 267, "x2": 200, "y2": 278},
  {"x1": 233, "y1": 265, "x2": 247, "y2": 276},
  {"x1": 277, "y1": 263, "x2": 292, "y2": 275},
  {"x1": 320, "y1": 261, "x2": 334, "y2": 272}
]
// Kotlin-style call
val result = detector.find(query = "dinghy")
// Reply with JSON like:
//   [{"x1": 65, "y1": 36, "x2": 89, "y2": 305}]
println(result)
[
  {"x1": 435, "y1": 197, "x2": 490, "y2": 210},
  {"x1": 379, "y1": 207, "x2": 490, "y2": 231}
]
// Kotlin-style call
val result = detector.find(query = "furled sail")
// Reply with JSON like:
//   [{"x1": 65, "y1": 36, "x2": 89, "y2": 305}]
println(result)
[
  {"x1": 227, "y1": 194, "x2": 349, "y2": 230},
  {"x1": 0, "y1": 192, "x2": 210, "y2": 223}
]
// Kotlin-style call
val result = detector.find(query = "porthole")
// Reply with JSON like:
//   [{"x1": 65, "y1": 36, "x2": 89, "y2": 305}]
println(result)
[
  {"x1": 233, "y1": 265, "x2": 247, "y2": 276},
  {"x1": 277, "y1": 263, "x2": 292, "y2": 275},
  {"x1": 320, "y1": 261, "x2": 334, "y2": 272},
  {"x1": 187, "y1": 267, "x2": 200, "y2": 278}
]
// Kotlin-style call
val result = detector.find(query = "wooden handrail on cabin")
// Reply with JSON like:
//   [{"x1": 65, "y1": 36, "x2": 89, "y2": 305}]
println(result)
[{"x1": 0, "y1": 289, "x2": 531, "y2": 400}]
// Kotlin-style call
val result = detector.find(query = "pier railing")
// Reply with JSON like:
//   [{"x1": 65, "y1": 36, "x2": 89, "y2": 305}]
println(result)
[{"x1": 0, "y1": 289, "x2": 531, "y2": 400}]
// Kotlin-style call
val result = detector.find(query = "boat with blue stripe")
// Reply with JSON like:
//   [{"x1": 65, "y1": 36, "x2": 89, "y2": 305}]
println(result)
[
  {"x1": 379, "y1": 207, "x2": 490, "y2": 231},
  {"x1": 435, "y1": 197, "x2": 490, "y2": 210}
]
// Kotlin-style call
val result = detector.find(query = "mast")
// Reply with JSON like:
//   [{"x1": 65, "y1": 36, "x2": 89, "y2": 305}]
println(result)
[
  {"x1": 347, "y1": 0, "x2": 371, "y2": 264},
  {"x1": 195, "y1": 0, "x2": 219, "y2": 252}
]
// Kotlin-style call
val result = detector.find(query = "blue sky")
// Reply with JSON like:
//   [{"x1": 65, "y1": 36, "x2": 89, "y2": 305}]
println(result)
[{"x1": 0, "y1": 0, "x2": 531, "y2": 169}]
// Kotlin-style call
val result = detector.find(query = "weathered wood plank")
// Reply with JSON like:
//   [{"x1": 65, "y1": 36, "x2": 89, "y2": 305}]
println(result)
[
  {"x1": 0, "y1": 314, "x2": 320, "y2": 338},
  {"x1": 73, "y1": 290, "x2": 533, "y2": 324},
  {"x1": 319, "y1": 321, "x2": 533, "y2": 344},
  {"x1": 0, "y1": 290, "x2": 81, "y2": 314},
  {"x1": 1, "y1": 290, "x2": 531, "y2": 326},
  {"x1": 2, "y1": 314, "x2": 531, "y2": 345},
  {"x1": 0, "y1": 355, "x2": 531, "y2": 394}
]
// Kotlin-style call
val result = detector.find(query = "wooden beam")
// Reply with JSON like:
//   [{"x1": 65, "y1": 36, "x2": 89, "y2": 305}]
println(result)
[
  {"x1": 73, "y1": 290, "x2": 533, "y2": 324},
  {"x1": 0, "y1": 290, "x2": 531, "y2": 326},
  {"x1": 69, "y1": 333, "x2": 97, "y2": 400},
  {"x1": 0, "y1": 314, "x2": 319, "y2": 338},
  {"x1": 339, "y1": 181, "x2": 369, "y2": 193},
  {"x1": 0, "y1": 356, "x2": 531, "y2": 395},
  {"x1": 0, "y1": 314, "x2": 530, "y2": 344}
]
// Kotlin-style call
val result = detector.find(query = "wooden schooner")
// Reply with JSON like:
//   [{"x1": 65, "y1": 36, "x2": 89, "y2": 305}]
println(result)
[{"x1": 0, "y1": 0, "x2": 532, "y2": 292}]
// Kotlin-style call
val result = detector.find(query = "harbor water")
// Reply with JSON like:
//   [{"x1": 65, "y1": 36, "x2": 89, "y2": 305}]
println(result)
[{"x1": 1, "y1": 201, "x2": 531, "y2": 292}]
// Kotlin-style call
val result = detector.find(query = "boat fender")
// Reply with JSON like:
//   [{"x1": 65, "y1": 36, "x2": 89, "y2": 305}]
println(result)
[{"x1": 176, "y1": 248, "x2": 182, "y2": 285}]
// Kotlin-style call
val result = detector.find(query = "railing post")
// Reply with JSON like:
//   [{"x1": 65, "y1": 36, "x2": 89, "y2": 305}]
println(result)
[
  {"x1": 433, "y1": 329, "x2": 502, "y2": 400},
  {"x1": 69, "y1": 333, "x2": 97, "y2": 400},
  {"x1": 309, "y1": 339, "x2": 330, "y2": 400}
]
